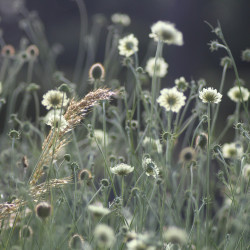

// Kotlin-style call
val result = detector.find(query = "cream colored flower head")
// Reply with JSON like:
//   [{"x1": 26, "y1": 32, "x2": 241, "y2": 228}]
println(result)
[
  {"x1": 42, "y1": 90, "x2": 69, "y2": 110},
  {"x1": 227, "y1": 86, "x2": 249, "y2": 102},
  {"x1": 162, "y1": 226, "x2": 188, "y2": 245},
  {"x1": 118, "y1": 34, "x2": 138, "y2": 57},
  {"x1": 111, "y1": 163, "x2": 134, "y2": 176},
  {"x1": 111, "y1": 13, "x2": 131, "y2": 26},
  {"x1": 242, "y1": 164, "x2": 250, "y2": 180},
  {"x1": 222, "y1": 142, "x2": 243, "y2": 159},
  {"x1": 175, "y1": 76, "x2": 189, "y2": 92},
  {"x1": 149, "y1": 21, "x2": 183, "y2": 46},
  {"x1": 94, "y1": 224, "x2": 115, "y2": 249},
  {"x1": 142, "y1": 156, "x2": 159, "y2": 179},
  {"x1": 90, "y1": 129, "x2": 109, "y2": 147},
  {"x1": 88, "y1": 202, "x2": 110, "y2": 217},
  {"x1": 145, "y1": 57, "x2": 168, "y2": 78},
  {"x1": 199, "y1": 87, "x2": 222, "y2": 104},
  {"x1": 46, "y1": 114, "x2": 68, "y2": 131},
  {"x1": 142, "y1": 137, "x2": 162, "y2": 154},
  {"x1": 157, "y1": 87, "x2": 186, "y2": 113}
]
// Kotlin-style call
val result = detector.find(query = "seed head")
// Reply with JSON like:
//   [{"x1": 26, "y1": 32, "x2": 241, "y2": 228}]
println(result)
[
  {"x1": 68, "y1": 234, "x2": 84, "y2": 249},
  {"x1": 89, "y1": 63, "x2": 105, "y2": 83},
  {"x1": 1, "y1": 45, "x2": 15, "y2": 57},
  {"x1": 26, "y1": 44, "x2": 39, "y2": 59},
  {"x1": 179, "y1": 147, "x2": 196, "y2": 164},
  {"x1": 35, "y1": 201, "x2": 52, "y2": 219},
  {"x1": 78, "y1": 169, "x2": 93, "y2": 182}
]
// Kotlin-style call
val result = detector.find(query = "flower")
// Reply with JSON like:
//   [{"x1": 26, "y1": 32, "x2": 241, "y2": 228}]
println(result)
[
  {"x1": 89, "y1": 63, "x2": 105, "y2": 83},
  {"x1": 157, "y1": 87, "x2": 186, "y2": 113},
  {"x1": 227, "y1": 86, "x2": 249, "y2": 102},
  {"x1": 46, "y1": 114, "x2": 68, "y2": 131},
  {"x1": 35, "y1": 201, "x2": 52, "y2": 219},
  {"x1": 88, "y1": 203, "x2": 110, "y2": 217},
  {"x1": 111, "y1": 163, "x2": 134, "y2": 176},
  {"x1": 222, "y1": 142, "x2": 243, "y2": 159},
  {"x1": 44, "y1": 109, "x2": 65, "y2": 123},
  {"x1": 149, "y1": 21, "x2": 183, "y2": 45},
  {"x1": 127, "y1": 239, "x2": 147, "y2": 250},
  {"x1": 111, "y1": 13, "x2": 131, "y2": 26},
  {"x1": 145, "y1": 57, "x2": 168, "y2": 78},
  {"x1": 174, "y1": 76, "x2": 189, "y2": 92},
  {"x1": 118, "y1": 34, "x2": 139, "y2": 57},
  {"x1": 242, "y1": 164, "x2": 250, "y2": 180},
  {"x1": 142, "y1": 137, "x2": 162, "y2": 154},
  {"x1": 162, "y1": 226, "x2": 188, "y2": 245},
  {"x1": 179, "y1": 147, "x2": 196, "y2": 164},
  {"x1": 142, "y1": 156, "x2": 159, "y2": 178},
  {"x1": 68, "y1": 234, "x2": 84, "y2": 249},
  {"x1": 93, "y1": 224, "x2": 115, "y2": 249},
  {"x1": 89, "y1": 129, "x2": 110, "y2": 147},
  {"x1": 42, "y1": 90, "x2": 69, "y2": 110},
  {"x1": 241, "y1": 48, "x2": 250, "y2": 62},
  {"x1": 199, "y1": 87, "x2": 222, "y2": 104}
]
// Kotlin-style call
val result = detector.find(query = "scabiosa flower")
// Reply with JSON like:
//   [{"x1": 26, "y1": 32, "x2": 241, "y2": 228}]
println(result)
[
  {"x1": 44, "y1": 109, "x2": 64, "y2": 123},
  {"x1": 142, "y1": 137, "x2": 162, "y2": 154},
  {"x1": 19, "y1": 225, "x2": 33, "y2": 239},
  {"x1": 46, "y1": 114, "x2": 68, "y2": 131},
  {"x1": 241, "y1": 48, "x2": 250, "y2": 62},
  {"x1": 242, "y1": 164, "x2": 250, "y2": 180},
  {"x1": 162, "y1": 226, "x2": 188, "y2": 245},
  {"x1": 88, "y1": 202, "x2": 110, "y2": 217},
  {"x1": 174, "y1": 76, "x2": 189, "y2": 92},
  {"x1": 111, "y1": 13, "x2": 131, "y2": 26},
  {"x1": 93, "y1": 224, "x2": 115, "y2": 249},
  {"x1": 68, "y1": 234, "x2": 85, "y2": 249},
  {"x1": 157, "y1": 87, "x2": 186, "y2": 113},
  {"x1": 111, "y1": 163, "x2": 134, "y2": 176},
  {"x1": 35, "y1": 201, "x2": 52, "y2": 219},
  {"x1": 227, "y1": 86, "x2": 249, "y2": 102},
  {"x1": 149, "y1": 21, "x2": 183, "y2": 46},
  {"x1": 179, "y1": 147, "x2": 196, "y2": 164},
  {"x1": 1, "y1": 44, "x2": 15, "y2": 57},
  {"x1": 118, "y1": 34, "x2": 139, "y2": 57},
  {"x1": 145, "y1": 57, "x2": 168, "y2": 78},
  {"x1": 88, "y1": 63, "x2": 105, "y2": 83},
  {"x1": 222, "y1": 142, "x2": 243, "y2": 159},
  {"x1": 42, "y1": 90, "x2": 69, "y2": 110},
  {"x1": 199, "y1": 87, "x2": 222, "y2": 104},
  {"x1": 126, "y1": 239, "x2": 147, "y2": 250},
  {"x1": 89, "y1": 129, "x2": 110, "y2": 147},
  {"x1": 142, "y1": 156, "x2": 159, "y2": 178}
]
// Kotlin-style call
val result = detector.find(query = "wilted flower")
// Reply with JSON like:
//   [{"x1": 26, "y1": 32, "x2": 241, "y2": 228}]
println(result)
[
  {"x1": 19, "y1": 225, "x2": 33, "y2": 239},
  {"x1": 1, "y1": 44, "x2": 15, "y2": 57},
  {"x1": 111, "y1": 13, "x2": 131, "y2": 26},
  {"x1": 162, "y1": 226, "x2": 188, "y2": 245},
  {"x1": 93, "y1": 224, "x2": 115, "y2": 248},
  {"x1": 174, "y1": 76, "x2": 189, "y2": 92},
  {"x1": 42, "y1": 90, "x2": 69, "y2": 110},
  {"x1": 157, "y1": 87, "x2": 186, "y2": 113},
  {"x1": 118, "y1": 34, "x2": 139, "y2": 57},
  {"x1": 149, "y1": 21, "x2": 183, "y2": 46},
  {"x1": 227, "y1": 86, "x2": 249, "y2": 102},
  {"x1": 111, "y1": 163, "x2": 134, "y2": 176},
  {"x1": 145, "y1": 57, "x2": 168, "y2": 78},
  {"x1": 222, "y1": 142, "x2": 243, "y2": 159},
  {"x1": 199, "y1": 87, "x2": 222, "y2": 104}
]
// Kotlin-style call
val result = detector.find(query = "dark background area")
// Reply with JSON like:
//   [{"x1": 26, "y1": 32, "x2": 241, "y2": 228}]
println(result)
[{"x1": 0, "y1": 0, "x2": 250, "y2": 134}]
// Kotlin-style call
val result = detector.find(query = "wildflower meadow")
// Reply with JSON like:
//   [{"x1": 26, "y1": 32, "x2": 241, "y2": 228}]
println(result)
[{"x1": 0, "y1": 1, "x2": 249, "y2": 250}]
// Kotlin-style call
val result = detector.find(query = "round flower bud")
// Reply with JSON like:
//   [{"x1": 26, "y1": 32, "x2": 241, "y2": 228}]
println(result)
[
  {"x1": 58, "y1": 83, "x2": 71, "y2": 95},
  {"x1": 64, "y1": 154, "x2": 71, "y2": 162},
  {"x1": 100, "y1": 179, "x2": 109, "y2": 187},
  {"x1": 220, "y1": 56, "x2": 233, "y2": 68},
  {"x1": 26, "y1": 83, "x2": 40, "y2": 92},
  {"x1": 8, "y1": 130, "x2": 21, "y2": 140},
  {"x1": 35, "y1": 201, "x2": 52, "y2": 219}
]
